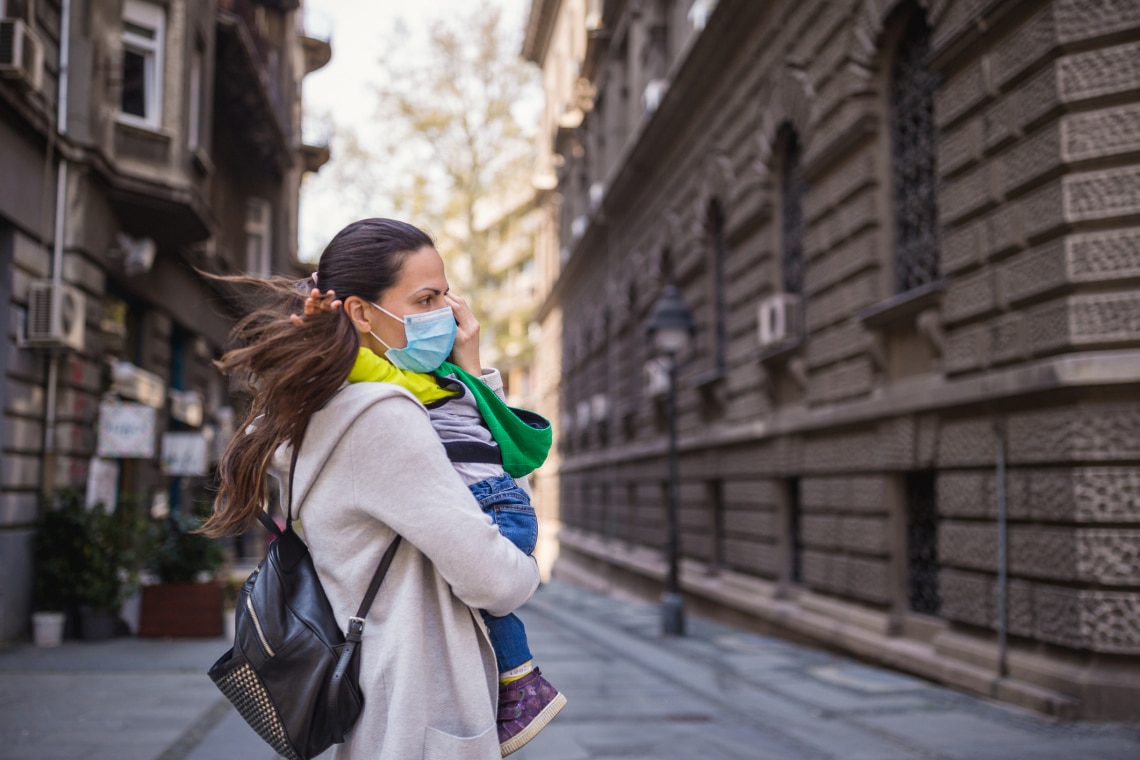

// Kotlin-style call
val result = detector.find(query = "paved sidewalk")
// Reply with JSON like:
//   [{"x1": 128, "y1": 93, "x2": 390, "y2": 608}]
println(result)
[
  {"x1": 0, "y1": 581, "x2": 1137, "y2": 759},
  {"x1": 513, "y1": 584, "x2": 1140, "y2": 760}
]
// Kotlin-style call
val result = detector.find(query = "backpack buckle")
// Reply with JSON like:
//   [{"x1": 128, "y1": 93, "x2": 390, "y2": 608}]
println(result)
[{"x1": 346, "y1": 616, "x2": 366, "y2": 641}]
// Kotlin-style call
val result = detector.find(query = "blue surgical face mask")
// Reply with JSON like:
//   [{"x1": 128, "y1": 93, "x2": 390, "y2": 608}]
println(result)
[{"x1": 369, "y1": 302, "x2": 457, "y2": 373}]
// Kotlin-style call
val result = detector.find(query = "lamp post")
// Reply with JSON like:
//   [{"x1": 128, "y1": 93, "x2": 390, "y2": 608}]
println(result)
[{"x1": 646, "y1": 283, "x2": 696, "y2": 636}]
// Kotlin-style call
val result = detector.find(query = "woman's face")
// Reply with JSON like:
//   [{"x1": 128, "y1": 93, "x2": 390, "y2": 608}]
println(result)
[{"x1": 364, "y1": 245, "x2": 449, "y2": 351}]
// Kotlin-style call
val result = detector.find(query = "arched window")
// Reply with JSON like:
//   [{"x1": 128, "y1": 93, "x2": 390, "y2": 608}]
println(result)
[
  {"x1": 659, "y1": 246, "x2": 674, "y2": 284},
  {"x1": 779, "y1": 126, "x2": 806, "y2": 297},
  {"x1": 889, "y1": 8, "x2": 939, "y2": 293},
  {"x1": 707, "y1": 200, "x2": 728, "y2": 374}
]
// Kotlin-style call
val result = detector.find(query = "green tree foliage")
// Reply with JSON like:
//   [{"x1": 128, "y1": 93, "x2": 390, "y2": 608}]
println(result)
[{"x1": 309, "y1": 1, "x2": 540, "y2": 329}]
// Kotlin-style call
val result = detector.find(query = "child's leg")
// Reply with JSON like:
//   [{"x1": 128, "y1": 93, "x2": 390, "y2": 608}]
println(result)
[
  {"x1": 481, "y1": 610, "x2": 533, "y2": 674},
  {"x1": 468, "y1": 474, "x2": 566, "y2": 755},
  {"x1": 468, "y1": 474, "x2": 539, "y2": 674}
]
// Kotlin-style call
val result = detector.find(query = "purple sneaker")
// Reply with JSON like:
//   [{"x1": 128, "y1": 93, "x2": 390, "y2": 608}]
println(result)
[{"x1": 497, "y1": 667, "x2": 567, "y2": 756}]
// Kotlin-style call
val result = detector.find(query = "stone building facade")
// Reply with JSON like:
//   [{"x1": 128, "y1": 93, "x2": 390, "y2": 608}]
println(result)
[
  {"x1": 524, "y1": 0, "x2": 1140, "y2": 719},
  {"x1": 0, "y1": 0, "x2": 330, "y2": 640}
]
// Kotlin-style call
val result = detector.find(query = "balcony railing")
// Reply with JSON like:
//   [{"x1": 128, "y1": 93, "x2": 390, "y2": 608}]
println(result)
[
  {"x1": 298, "y1": 8, "x2": 332, "y2": 74},
  {"x1": 215, "y1": 0, "x2": 292, "y2": 174}
]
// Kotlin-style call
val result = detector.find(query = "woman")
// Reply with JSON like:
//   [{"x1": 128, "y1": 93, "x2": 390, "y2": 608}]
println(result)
[{"x1": 202, "y1": 218, "x2": 540, "y2": 759}]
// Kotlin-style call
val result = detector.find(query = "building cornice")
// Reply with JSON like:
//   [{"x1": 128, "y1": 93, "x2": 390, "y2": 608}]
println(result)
[
  {"x1": 558, "y1": 349, "x2": 1140, "y2": 473},
  {"x1": 536, "y1": 0, "x2": 766, "y2": 321},
  {"x1": 522, "y1": 0, "x2": 562, "y2": 63}
]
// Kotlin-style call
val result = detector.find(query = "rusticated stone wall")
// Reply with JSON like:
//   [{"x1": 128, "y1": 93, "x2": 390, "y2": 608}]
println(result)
[
  {"x1": 800, "y1": 476, "x2": 894, "y2": 604},
  {"x1": 541, "y1": 0, "x2": 1140, "y2": 712}
]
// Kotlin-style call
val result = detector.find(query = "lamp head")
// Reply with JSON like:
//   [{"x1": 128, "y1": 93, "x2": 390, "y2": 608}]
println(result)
[{"x1": 646, "y1": 283, "x2": 696, "y2": 356}]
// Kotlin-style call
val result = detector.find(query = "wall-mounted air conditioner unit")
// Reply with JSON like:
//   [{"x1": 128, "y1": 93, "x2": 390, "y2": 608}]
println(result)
[
  {"x1": 0, "y1": 19, "x2": 44, "y2": 90},
  {"x1": 758, "y1": 292, "x2": 803, "y2": 348},
  {"x1": 570, "y1": 215, "x2": 589, "y2": 240},
  {"x1": 576, "y1": 399, "x2": 591, "y2": 431},
  {"x1": 590, "y1": 393, "x2": 608, "y2": 423},
  {"x1": 26, "y1": 281, "x2": 85, "y2": 351},
  {"x1": 588, "y1": 182, "x2": 605, "y2": 212},
  {"x1": 643, "y1": 79, "x2": 668, "y2": 113}
]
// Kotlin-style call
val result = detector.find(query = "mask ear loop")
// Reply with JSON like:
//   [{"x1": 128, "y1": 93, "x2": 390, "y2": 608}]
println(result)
[{"x1": 366, "y1": 302, "x2": 403, "y2": 352}]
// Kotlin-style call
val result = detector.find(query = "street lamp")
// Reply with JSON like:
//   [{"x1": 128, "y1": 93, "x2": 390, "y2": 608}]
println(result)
[{"x1": 646, "y1": 283, "x2": 696, "y2": 636}]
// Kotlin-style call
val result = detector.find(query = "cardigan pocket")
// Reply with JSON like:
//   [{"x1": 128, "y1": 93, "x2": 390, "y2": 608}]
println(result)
[{"x1": 423, "y1": 723, "x2": 498, "y2": 760}]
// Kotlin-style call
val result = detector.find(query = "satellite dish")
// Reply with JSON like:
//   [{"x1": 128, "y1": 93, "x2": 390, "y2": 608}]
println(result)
[{"x1": 115, "y1": 233, "x2": 157, "y2": 276}]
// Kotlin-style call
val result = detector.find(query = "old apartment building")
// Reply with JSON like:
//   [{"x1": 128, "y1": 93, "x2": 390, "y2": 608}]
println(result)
[
  {"x1": 524, "y1": 0, "x2": 1140, "y2": 718},
  {"x1": 0, "y1": 0, "x2": 330, "y2": 640}
]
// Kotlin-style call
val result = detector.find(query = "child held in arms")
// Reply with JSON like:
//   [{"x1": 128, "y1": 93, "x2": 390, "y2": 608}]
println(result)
[{"x1": 295, "y1": 273, "x2": 565, "y2": 757}]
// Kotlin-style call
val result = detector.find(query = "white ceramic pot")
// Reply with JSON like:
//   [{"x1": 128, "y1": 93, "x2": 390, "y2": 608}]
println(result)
[
  {"x1": 223, "y1": 607, "x2": 236, "y2": 641},
  {"x1": 32, "y1": 611, "x2": 65, "y2": 647}
]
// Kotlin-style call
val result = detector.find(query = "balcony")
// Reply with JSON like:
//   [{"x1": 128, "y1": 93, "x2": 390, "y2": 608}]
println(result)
[
  {"x1": 298, "y1": 116, "x2": 331, "y2": 173},
  {"x1": 215, "y1": 0, "x2": 292, "y2": 176},
  {"x1": 298, "y1": 8, "x2": 332, "y2": 75}
]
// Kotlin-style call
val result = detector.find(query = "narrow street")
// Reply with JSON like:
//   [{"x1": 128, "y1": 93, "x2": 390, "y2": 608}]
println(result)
[
  {"x1": 513, "y1": 584, "x2": 1140, "y2": 760},
  {"x1": 1, "y1": 581, "x2": 1137, "y2": 759}
]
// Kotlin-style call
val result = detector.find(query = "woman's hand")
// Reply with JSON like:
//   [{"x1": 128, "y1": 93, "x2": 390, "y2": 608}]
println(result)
[
  {"x1": 290, "y1": 288, "x2": 342, "y2": 325},
  {"x1": 445, "y1": 292, "x2": 481, "y2": 376}
]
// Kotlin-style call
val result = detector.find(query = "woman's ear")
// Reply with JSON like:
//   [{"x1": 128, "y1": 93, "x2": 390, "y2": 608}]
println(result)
[{"x1": 342, "y1": 296, "x2": 373, "y2": 334}]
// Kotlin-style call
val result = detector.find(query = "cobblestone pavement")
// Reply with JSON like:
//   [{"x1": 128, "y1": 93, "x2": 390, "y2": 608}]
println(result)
[{"x1": 0, "y1": 581, "x2": 1137, "y2": 759}]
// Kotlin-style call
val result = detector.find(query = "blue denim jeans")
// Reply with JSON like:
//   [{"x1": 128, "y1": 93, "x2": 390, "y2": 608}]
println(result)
[{"x1": 468, "y1": 473, "x2": 537, "y2": 673}]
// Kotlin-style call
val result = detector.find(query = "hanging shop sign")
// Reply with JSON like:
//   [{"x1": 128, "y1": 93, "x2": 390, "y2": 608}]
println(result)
[
  {"x1": 97, "y1": 400, "x2": 157, "y2": 458},
  {"x1": 168, "y1": 389, "x2": 205, "y2": 427},
  {"x1": 161, "y1": 432, "x2": 209, "y2": 476}
]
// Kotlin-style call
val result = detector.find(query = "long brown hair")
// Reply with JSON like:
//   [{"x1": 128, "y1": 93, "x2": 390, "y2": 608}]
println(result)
[{"x1": 202, "y1": 218, "x2": 434, "y2": 536}]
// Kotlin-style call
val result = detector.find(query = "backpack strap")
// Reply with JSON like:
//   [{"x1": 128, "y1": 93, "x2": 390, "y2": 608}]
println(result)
[
  {"x1": 272, "y1": 441, "x2": 405, "y2": 743},
  {"x1": 328, "y1": 533, "x2": 402, "y2": 741}
]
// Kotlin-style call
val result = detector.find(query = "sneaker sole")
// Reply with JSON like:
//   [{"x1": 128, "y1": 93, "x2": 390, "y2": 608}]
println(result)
[{"x1": 500, "y1": 692, "x2": 568, "y2": 757}]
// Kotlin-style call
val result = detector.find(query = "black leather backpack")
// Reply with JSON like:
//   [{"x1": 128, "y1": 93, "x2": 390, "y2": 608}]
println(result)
[{"x1": 207, "y1": 445, "x2": 401, "y2": 760}]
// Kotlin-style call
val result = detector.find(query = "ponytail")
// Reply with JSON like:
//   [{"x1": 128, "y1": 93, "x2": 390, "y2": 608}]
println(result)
[
  {"x1": 200, "y1": 218, "x2": 433, "y2": 536},
  {"x1": 200, "y1": 274, "x2": 358, "y2": 537}
]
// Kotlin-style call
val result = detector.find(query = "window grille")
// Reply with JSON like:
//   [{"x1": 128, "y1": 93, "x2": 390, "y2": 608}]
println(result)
[
  {"x1": 905, "y1": 470, "x2": 940, "y2": 615},
  {"x1": 709, "y1": 480, "x2": 725, "y2": 573},
  {"x1": 889, "y1": 10, "x2": 940, "y2": 293},
  {"x1": 709, "y1": 202, "x2": 728, "y2": 373},
  {"x1": 780, "y1": 130, "x2": 806, "y2": 297},
  {"x1": 787, "y1": 477, "x2": 803, "y2": 584}
]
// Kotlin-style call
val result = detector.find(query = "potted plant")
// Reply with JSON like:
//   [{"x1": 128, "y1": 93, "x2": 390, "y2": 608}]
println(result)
[
  {"x1": 33, "y1": 490, "x2": 146, "y2": 641},
  {"x1": 221, "y1": 572, "x2": 244, "y2": 641},
  {"x1": 32, "y1": 492, "x2": 86, "y2": 644},
  {"x1": 138, "y1": 506, "x2": 225, "y2": 637}
]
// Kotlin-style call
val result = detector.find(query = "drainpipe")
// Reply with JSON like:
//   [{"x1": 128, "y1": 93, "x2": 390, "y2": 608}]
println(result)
[
  {"x1": 42, "y1": 0, "x2": 71, "y2": 495},
  {"x1": 994, "y1": 420, "x2": 1009, "y2": 679}
]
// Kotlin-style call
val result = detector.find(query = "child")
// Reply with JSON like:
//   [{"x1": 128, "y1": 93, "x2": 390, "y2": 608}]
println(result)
[{"x1": 299, "y1": 286, "x2": 565, "y2": 756}]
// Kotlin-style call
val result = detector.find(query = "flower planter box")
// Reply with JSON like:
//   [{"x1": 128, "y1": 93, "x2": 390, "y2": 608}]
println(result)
[{"x1": 138, "y1": 582, "x2": 224, "y2": 638}]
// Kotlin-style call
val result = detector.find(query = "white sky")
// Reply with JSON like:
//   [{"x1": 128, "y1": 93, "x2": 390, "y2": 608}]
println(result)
[{"x1": 299, "y1": 0, "x2": 532, "y2": 261}]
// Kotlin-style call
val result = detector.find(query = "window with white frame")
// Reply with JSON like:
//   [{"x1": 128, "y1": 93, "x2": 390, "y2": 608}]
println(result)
[
  {"x1": 246, "y1": 199, "x2": 272, "y2": 278},
  {"x1": 120, "y1": 0, "x2": 166, "y2": 128}
]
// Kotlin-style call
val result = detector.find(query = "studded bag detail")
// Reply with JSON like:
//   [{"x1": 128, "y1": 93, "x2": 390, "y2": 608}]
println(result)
[{"x1": 207, "y1": 443, "x2": 401, "y2": 760}]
